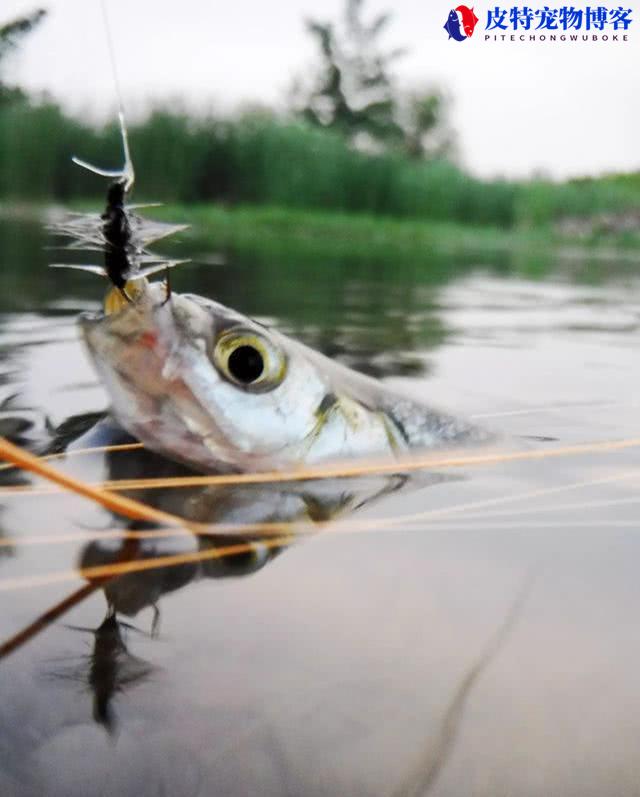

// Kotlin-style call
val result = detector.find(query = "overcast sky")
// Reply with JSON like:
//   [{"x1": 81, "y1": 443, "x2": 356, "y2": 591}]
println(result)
[{"x1": 2, "y1": 0, "x2": 639, "y2": 178}]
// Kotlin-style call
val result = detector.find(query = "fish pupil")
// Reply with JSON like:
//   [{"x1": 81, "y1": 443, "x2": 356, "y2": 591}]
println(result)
[{"x1": 228, "y1": 345, "x2": 264, "y2": 384}]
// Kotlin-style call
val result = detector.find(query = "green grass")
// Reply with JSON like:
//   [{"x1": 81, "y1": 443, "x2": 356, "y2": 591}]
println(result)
[
  {"x1": 146, "y1": 202, "x2": 640, "y2": 254},
  {"x1": 151, "y1": 203, "x2": 537, "y2": 256},
  {"x1": 1, "y1": 98, "x2": 639, "y2": 232},
  {"x1": 136, "y1": 203, "x2": 640, "y2": 292}
]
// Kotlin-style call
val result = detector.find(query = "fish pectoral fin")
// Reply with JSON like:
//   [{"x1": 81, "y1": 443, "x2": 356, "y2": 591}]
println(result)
[
  {"x1": 332, "y1": 395, "x2": 370, "y2": 431},
  {"x1": 379, "y1": 412, "x2": 410, "y2": 454}
]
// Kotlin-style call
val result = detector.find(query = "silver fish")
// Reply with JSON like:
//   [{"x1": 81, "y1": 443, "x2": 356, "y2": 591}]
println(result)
[{"x1": 80, "y1": 281, "x2": 486, "y2": 472}]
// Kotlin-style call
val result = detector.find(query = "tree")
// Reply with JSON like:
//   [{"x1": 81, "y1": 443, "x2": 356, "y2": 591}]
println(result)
[
  {"x1": 0, "y1": 8, "x2": 47, "y2": 104},
  {"x1": 293, "y1": 0, "x2": 405, "y2": 148},
  {"x1": 293, "y1": 0, "x2": 452, "y2": 159},
  {"x1": 400, "y1": 91, "x2": 456, "y2": 160}
]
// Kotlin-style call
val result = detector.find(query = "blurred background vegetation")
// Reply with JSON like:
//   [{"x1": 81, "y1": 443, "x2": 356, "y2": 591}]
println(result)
[{"x1": 0, "y1": 2, "x2": 638, "y2": 241}]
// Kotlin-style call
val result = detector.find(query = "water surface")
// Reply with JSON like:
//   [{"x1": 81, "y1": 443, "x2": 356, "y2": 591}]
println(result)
[{"x1": 0, "y1": 215, "x2": 639, "y2": 797}]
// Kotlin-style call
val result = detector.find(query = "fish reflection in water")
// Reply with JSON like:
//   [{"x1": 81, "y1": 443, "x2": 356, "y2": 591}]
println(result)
[
  {"x1": 45, "y1": 414, "x2": 437, "y2": 732},
  {"x1": 4, "y1": 412, "x2": 530, "y2": 795}
]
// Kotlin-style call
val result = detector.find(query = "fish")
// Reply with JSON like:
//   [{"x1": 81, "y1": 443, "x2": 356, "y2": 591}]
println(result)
[
  {"x1": 79, "y1": 279, "x2": 487, "y2": 472},
  {"x1": 444, "y1": 8, "x2": 466, "y2": 41},
  {"x1": 456, "y1": 5, "x2": 479, "y2": 37},
  {"x1": 50, "y1": 105, "x2": 486, "y2": 474}
]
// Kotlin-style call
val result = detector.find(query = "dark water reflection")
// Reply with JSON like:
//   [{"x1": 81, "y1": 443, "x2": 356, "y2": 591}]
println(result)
[{"x1": 1, "y1": 215, "x2": 640, "y2": 796}]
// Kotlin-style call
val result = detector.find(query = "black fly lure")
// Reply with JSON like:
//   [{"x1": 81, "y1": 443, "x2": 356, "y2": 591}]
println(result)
[
  {"x1": 48, "y1": 112, "x2": 189, "y2": 300},
  {"x1": 101, "y1": 179, "x2": 134, "y2": 297}
]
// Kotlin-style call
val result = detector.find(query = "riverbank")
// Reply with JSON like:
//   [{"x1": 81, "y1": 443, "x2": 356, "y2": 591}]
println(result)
[
  {"x1": 146, "y1": 203, "x2": 640, "y2": 277},
  {"x1": 3, "y1": 201, "x2": 640, "y2": 280}
]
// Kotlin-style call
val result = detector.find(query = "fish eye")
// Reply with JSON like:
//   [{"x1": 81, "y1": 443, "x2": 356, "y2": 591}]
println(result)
[
  {"x1": 212, "y1": 329, "x2": 286, "y2": 391},
  {"x1": 228, "y1": 345, "x2": 264, "y2": 383}
]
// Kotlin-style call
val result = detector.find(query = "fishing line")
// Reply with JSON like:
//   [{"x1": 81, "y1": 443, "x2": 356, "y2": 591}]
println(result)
[
  {"x1": 99, "y1": 0, "x2": 125, "y2": 120},
  {"x1": 1, "y1": 436, "x2": 639, "y2": 497}
]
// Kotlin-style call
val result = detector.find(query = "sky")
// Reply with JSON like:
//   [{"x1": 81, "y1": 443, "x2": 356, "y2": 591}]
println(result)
[{"x1": 2, "y1": 0, "x2": 639, "y2": 179}]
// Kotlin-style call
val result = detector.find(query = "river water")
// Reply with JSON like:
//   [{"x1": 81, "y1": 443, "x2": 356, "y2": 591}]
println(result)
[{"x1": 0, "y1": 213, "x2": 639, "y2": 797}]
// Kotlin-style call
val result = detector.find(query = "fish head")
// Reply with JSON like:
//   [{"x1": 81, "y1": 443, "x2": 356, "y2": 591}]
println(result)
[
  {"x1": 79, "y1": 284, "x2": 331, "y2": 471},
  {"x1": 443, "y1": 8, "x2": 465, "y2": 40},
  {"x1": 444, "y1": 9, "x2": 457, "y2": 34}
]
